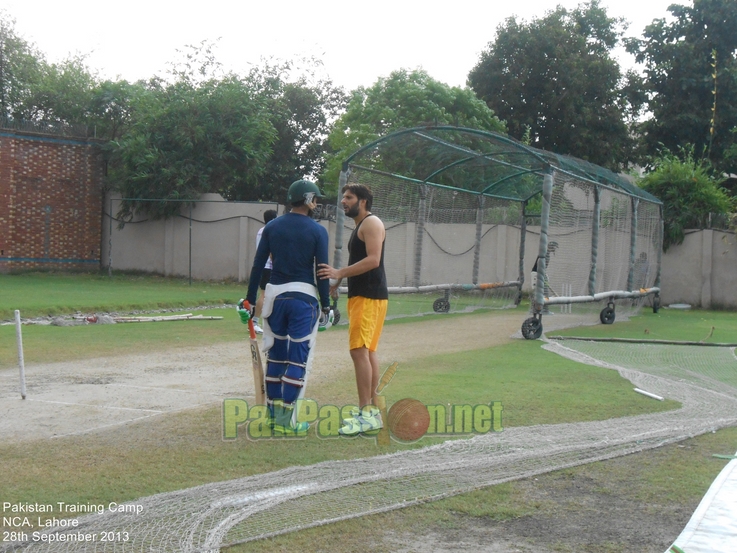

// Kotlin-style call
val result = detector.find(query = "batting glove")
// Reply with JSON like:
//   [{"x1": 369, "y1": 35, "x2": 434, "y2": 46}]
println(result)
[
  {"x1": 318, "y1": 307, "x2": 334, "y2": 331},
  {"x1": 236, "y1": 299, "x2": 255, "y2": 324}
]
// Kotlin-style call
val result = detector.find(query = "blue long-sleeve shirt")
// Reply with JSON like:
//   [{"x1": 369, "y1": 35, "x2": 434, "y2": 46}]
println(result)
[{"x1": 246, "y1": 212, "x2": 330, "y2": 309}]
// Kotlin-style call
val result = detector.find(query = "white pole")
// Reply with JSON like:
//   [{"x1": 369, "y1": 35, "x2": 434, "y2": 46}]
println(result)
[
  {"x1": 634, "y1": 388, "x2": 664, "y2": 401},
  {"x1": 15, "y1": 310, "x2": 27, "y2": 400}
]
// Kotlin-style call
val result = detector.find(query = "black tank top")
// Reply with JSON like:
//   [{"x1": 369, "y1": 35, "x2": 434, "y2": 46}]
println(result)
[{"x1": 347, "y1": 214, "x2": 388, "y2": 299}]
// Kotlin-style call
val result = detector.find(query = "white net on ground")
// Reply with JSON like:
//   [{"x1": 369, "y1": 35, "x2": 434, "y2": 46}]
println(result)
[{"x1": 6, "y1": 332, "x2": 736, "y2": 553}]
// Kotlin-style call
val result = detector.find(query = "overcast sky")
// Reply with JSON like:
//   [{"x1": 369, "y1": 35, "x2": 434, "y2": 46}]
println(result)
[{"x1": 3, "y1": 0, "x2": 677, "y2": 90}]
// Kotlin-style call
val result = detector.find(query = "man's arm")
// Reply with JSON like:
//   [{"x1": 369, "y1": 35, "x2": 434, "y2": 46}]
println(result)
[
  {"x1": 246, "y1": 233, "x2": 271, "y2": 304},
  {"x1": 315, "y1": 226, "x2": 331, "y2": 309}
]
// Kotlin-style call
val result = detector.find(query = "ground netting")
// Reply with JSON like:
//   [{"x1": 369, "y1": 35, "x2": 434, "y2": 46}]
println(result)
[{"x1": 5, "y1": 331, "x2": 736, "y2": 552}]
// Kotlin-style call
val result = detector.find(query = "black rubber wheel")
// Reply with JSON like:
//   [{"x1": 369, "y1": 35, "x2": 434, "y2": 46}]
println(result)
[
  {"x1": 433, "y1": 298, "x2": 451, "y2": 313},
  {"x1": 521, "y1": 317, "x2": 543, "y2": 340},
  {"x1": 652, "y1": 297, "x2": 660, "y2": 314},
  {"x1": 600, "y1": 306, "x2": 616, "y2": 325}
]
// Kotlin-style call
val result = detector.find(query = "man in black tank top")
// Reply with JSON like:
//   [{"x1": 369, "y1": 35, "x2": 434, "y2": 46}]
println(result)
[
  {"x1": 346, "y1": 214, "x2": 388, "y2": 299},
  {"x1": 318, "y1": 184, "x2": 388, "y2": 435}
]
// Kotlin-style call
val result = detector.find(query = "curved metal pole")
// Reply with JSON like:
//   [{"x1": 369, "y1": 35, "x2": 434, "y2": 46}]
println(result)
[
  {"x1": 413, "y1": 185, "x2": 428, "y2": 287},
  {"x1": 534, "y1": 169, "x2": 554, "y2": 314},
  {"x1": 655, "y1": 205, "x2": 664, "y2": 291},
  {"x1": 627, "y1": 197, "x2": 639, "y2": 292},
  {"x1": 472, "y1": 194, "x2": 484, "y2": 285},
  {"x1": 342, "y1": 125, "x2": 550, "y2": 168},
  {"x1": 332, "y1": 169, "x2": 349, "y2": 269},
  {"x1": 518, "y1": 201, "x2": 527, "y2": 305},
  {"x1": 588, "y1": 187, "x2": 600, "y2": 297}
]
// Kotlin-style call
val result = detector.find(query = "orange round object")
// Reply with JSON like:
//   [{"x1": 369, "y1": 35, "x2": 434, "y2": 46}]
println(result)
[{"x1": 387, "y1": 398, "x2": 430, "y2": 441}]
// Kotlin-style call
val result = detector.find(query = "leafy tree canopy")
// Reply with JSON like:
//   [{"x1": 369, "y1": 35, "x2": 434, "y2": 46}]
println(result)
[
  {"x1": 468, "y1": 0, "x2": 635, "y2": 171},
  {"x1": 87, "y1": 79, "x2": 148, "y2": 142},
  {"x1": 109, "y1": 46, "x2": 348, "y2": 219},
  {"x1": 0, "y1": 12, "x2": 45, "y2": 120},
  {"x1": 109, "y1": 75, "x2": 277, "y2": 220},
  {"x1": 0, "y1": 11, "x2": 140, "y2": 143},
  {"x1": 323, "y1": 68, "x2": 505, "y2": 194},
  {"x1": 638, "y1": 146, "x2": 733, "y2": 250},
  {"x1": 626, "y1": 0, "x2": 737, "y2": 174},
  {"x1": 243, "y1": 58, "x2": 347, "y2": 203},
  {"x1": 25, "y1": 55, "x2": 97, "y2": 125}
]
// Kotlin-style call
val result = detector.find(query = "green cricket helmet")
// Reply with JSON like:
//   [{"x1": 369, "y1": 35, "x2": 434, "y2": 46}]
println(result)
[{"x1": 287, "y1": 179, "x2": 323, "y2": 205}]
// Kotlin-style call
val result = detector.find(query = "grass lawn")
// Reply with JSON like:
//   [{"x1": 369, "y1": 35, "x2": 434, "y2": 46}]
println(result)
[
  {"x1": 0, "y1": 271, "x2": 247, "y2": 320},
  {"x1": 1, "y1": 272, "x2": 735, "y2": 552}
]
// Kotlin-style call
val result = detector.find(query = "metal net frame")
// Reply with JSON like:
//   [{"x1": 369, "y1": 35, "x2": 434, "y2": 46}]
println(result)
[{"x1": 330, "y1": 126, "x2": 663, "y2": 335}]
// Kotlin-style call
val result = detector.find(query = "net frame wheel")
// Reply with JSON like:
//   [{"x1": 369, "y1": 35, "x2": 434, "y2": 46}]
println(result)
[
  {"x1": 600, "y1": 303, "x2": 616, "y2": 325},
  {"x1": 652, "y1": 296, "x2": 660, "y2": 314},
  {"x1": 433, "y1": 297, "x2": 451, "y2": 313},
  {"x1": 521, "y1": 316, "x2": 543, "y2": 340}
]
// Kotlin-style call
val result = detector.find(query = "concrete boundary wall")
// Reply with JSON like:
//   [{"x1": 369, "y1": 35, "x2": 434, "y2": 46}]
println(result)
[
  {"x1": 101, "y1": 194, "x2": 284, "y2": 282},
  {"x1": 101, "y1": 193, "x2": 737, "y2": 309},
  {"x1": 660, "y1": 228, "x2": 737, "y2": 309}
]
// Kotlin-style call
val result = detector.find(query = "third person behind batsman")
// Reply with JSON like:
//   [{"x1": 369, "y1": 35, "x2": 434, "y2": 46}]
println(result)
[{"x1": 317, "y1": 183, "x2": 388, "y2": 436}]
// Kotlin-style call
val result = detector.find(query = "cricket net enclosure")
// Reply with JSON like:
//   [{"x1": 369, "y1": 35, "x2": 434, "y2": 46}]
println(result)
[{"x1": 330, "y1": 126, "x2": 663, "y2": 336}]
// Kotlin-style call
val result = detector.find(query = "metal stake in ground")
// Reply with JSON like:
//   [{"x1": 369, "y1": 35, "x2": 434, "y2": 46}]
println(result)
[{"x1": 15, "y1": 310, "x2": 27, "y2": 399}]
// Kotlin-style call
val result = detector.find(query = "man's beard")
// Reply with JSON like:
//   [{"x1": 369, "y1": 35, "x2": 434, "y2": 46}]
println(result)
[{"x1": 344, "y1": 203, "x2": 360, "y2": 218}]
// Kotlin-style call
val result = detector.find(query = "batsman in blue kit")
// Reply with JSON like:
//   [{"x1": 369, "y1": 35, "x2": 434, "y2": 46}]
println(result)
[{"x1": 241, "y1": 179, "x2": 331, "y2": 435}]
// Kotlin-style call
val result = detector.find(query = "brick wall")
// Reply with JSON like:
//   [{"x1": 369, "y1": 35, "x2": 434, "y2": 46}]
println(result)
[{"x1": 0, "y1": 131, "x2": 104, "y2": 272}]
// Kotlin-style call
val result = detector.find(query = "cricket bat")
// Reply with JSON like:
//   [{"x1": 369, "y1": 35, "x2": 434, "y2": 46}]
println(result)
[
  {"x1": 375, "y1": 362, "x2": 398, "y2": 446},
  {"x1": 242, "y1": 301, "x2": 265, "y2": 404}
]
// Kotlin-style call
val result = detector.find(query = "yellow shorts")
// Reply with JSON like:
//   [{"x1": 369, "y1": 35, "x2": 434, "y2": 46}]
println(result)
[{"x1": 347, "y1": 296, "x2": 388, "y2": 351}]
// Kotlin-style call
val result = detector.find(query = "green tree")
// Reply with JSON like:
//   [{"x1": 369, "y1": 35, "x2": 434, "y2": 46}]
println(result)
[
  {"x1": 23, "y1": 54, "x2": 97, "y2": 126},
  {"x1": 639, "y1": 147, "x2": 732, "y2": 250},
  {"x1": 108, "y1": 47, "x2": 348, "y2": 218},
  {"x1": 626, "y1": 0, "x2": 737, "y2": 174},
  {"x1": 0, "y1": 13, "x2": 45, "y2": 120},
  {"x1": 109, "y1": 75, "x2": 276, "y2": 220},
  {"x1": 245, "y1": 59, "x2": 347, "y2": 203},
  {"x1": 0, "y1": 13, "x2": 102, "y2": 131},
  {"x1": 468, "y1": 0, "x2": 635, "y2": 170},
  {"x1": 87, "y1": 79, "x2": 147, "y2": 141},
  {"x1": 323, "y1": 68, "x2": 505, "y2": 193}
]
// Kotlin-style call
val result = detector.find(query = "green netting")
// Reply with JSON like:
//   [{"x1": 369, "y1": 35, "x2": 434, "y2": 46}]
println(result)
[
  {"x1": 343, "y1": 126, "x2": 661, "y2": 205},
  {"x1": 334, "y1": 126, "x2": 663, "y2": 335}
]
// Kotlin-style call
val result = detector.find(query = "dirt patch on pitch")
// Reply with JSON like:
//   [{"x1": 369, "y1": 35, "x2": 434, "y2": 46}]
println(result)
[{"x1": 0, "y1": 310, "x2": 598, "y2": 442}]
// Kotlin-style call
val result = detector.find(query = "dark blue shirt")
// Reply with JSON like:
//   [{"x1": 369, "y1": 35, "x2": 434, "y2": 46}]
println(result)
[{"x1": 246, "y1": 212, "x2": 330, "y2": 309}]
